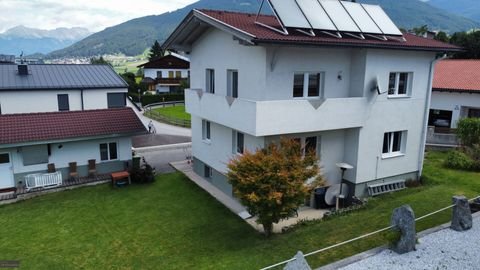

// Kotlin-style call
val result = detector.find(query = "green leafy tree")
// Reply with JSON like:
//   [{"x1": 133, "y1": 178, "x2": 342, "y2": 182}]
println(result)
[
  {"x1": 411, "y1": 25, "x2": 429, "y2": 36},
  {"x1": 456, "y1": 118, "x2": 480, "y2": 147},
  {"x1": 90, "y1": 56, "x2": 110, "y2": 65},
  {"x1": 227, "y1": 138, "x2": 325, "y2": 237},
  {"x1": 434, "y1": 31, "x2": 449, "y2": 43},
  {"x1": 450, "y1": 31, "x2": 480, "y2": 59},
  {"x1": 148, "y1": 40, "x2": 164, "y2": 61}
]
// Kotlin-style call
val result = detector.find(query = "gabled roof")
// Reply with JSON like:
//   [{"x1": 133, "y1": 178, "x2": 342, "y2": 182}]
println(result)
[
  {"x1": 433, "y1": 59, "x2": 480, "y2": 93},
  {"x1": 163, "y1": 9, "x2": 461, "y2": 53},
  {"x1": 0, "y1": 108, "x2": 146, "y2": 146},
  {"x1": 138, "y1": 54, "x2": 190, "y2": 69},
  {"x1": 0, "y1": 64, "x2": 128, "y2": 91}
]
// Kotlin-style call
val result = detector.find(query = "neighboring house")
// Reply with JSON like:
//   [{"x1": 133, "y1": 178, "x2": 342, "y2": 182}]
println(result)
[
  {"x1": 138, "y1": 54, "x2": 190, "y2": 94},
  {"x1": 163, "y1": 2, "x2": 459, "y2": 198},
  {"x1": 0, "y1": 64, "x2": 146, "y2": 192},
  {"x1": 429, "y1": 59, "x2": 480, "y2": 129}
]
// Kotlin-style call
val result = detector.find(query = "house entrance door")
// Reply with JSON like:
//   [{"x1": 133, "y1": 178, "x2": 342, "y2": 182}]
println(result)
[{"x1": 0, "y1": 153, "x2": 14, "y2": 189}]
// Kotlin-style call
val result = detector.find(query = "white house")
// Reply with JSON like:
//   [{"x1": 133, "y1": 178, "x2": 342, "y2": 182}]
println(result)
[
  {"x1": 138, "y1": 53, "x2": 190, "y2": 93},
  {"x1": 0, "y1": 64, "x2": 146, "y2": 192},
  {"x1": 429, "y1": 59, "x2": 480, "y2": 129},
  {"x1": 163, "y1": 1, "x2": 459, "y2": 198}
]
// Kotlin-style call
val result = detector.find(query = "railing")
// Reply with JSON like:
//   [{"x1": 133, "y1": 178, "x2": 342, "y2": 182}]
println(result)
[
  {"x1": 144, "y1": 102, "x2": 191, "y2": 128},
  {"x1": 25, "y1": 171, "x2": 63, "y2": 190}
]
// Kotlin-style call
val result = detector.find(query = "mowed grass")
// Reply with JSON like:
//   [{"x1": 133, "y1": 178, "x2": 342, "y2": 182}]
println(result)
[
  {"x1": 0, "y1": 151, "x2": 479, "y2": 269},
  {"x1": 153, "y1": 105, "x2": 191, "y2": 121}
]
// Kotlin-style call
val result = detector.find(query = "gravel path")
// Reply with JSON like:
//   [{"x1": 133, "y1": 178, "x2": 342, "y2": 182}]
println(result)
[{"x1": 339, "y1": 215, "x2": 480, "y2": 270}]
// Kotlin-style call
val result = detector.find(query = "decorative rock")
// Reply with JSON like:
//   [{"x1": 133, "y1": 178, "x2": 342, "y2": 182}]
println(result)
[
  {"x1": 283, "y1": 251, "x2": 311, "y2": 270},
  {"x1": 390, "y1": 205, "x2": 416, "y2": 254},
  {"x1": 451, "y1": 195, "x2": 472, "y2": 231}
]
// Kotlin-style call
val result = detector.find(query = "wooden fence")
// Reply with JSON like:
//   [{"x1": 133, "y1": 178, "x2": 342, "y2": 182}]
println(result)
[{"x1": 144, "y1": 102, "x2": 191, "y2": 128}]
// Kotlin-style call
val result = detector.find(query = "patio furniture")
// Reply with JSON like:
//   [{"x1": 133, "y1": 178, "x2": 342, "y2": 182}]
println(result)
[
  {"x1": 25, "y1": 171, "x2": 63, "y2": 191},
  {"x1": 47, "y1": 163, "x2": 56, "y2": 173},
  {"x1": 88, "y1": 159, "x2": 97, "y2": 176},
  {"x1": 69, "y1": 162, "x2": 79, "y2": 180},
  {"x1": 111, "y1": 171, "x2": 131, "y2": 187}
]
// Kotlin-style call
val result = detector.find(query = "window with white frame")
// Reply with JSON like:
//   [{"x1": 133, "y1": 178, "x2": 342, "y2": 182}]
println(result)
[
  {"x1": 382, "y1": 131, "x2": 406, "y2": 156},
  {"x1": 227, "y1": 70, "x2": 238, "y2": 98},
  {"x1": 202, "y1": 120, "x2": 211, "y2": 142},
  {"x1": 206, "y1": 69, "x2": 215, "y2": 93},
  {"x1": 293, "y1": 136, "x2": 319, "y2": 157},
  {"x1": 388, "y1": 72, "x2": 410, "y2": 96},
  {"x1": 100, "y1": 142, "x2": 118, "y2": 161},
  {"x1": 293, "y1": 72, "x2": 323, "y2": 98},
  {"x1": 233, "y1": 131, "x2": 244, "y2": 154}
]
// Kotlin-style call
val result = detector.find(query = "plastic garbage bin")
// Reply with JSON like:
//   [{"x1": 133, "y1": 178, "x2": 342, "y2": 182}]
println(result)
[{"x1": 314, "y1": 187, "x2": 328, "y2": 209}]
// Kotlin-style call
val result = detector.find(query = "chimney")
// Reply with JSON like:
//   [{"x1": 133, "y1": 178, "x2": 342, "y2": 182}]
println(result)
[{"x1": 18, "y1": 64, "x2": 29, "y2": 76}]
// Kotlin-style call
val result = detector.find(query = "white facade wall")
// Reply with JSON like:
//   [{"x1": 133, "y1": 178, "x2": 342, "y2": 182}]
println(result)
[
  {"x1": 144, "y1": 68, "x2": 188, "y2": 79},
  {"x1": 0, "y1": 88, "x2": 127, "y2": 114},
  {"x1": 4, "y1": 137, "x2": 132, "y2": 175},
  {"x1": 430, "y1": 91, "x2": 480, "y2": 128},
  {"x1": 187, "y1": 27, "x2": 437, "y2": 192}
]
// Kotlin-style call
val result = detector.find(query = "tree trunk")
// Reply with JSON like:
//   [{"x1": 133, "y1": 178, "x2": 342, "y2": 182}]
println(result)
[{"x1": 262, "y1": 222, "x2": 273, "y2": 237}]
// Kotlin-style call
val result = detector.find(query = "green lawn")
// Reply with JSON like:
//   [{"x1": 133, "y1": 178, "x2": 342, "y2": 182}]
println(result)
[
  {"x1": 153, "y1": 105, "x2": 191, "y2": 121},
  {"x1": 0, "y1": 151, "x2": 479, "y2": 269}
]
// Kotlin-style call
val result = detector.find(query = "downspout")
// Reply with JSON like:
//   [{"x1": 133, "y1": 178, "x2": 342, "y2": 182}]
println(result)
[
  {"x1": 418, "y1": 53, "x2": 446, "y2": 178},
  {"x1": 80, "y1": 89, "x2": 84, "y2": 110}
]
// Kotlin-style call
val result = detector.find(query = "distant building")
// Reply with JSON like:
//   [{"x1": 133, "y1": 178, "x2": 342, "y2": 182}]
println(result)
[
  {"x1": 0, "y1": 54, "x2": 15, "y2": 64},
  {"x1": 0, "y1": 64, "x2": 146, "y2": 192},
  {"x1": 429, "y1": 59, "x2": 480, "y2": 129},
  {"x1": 138, "y1": 53, "x2": 190, "y2": 94}
]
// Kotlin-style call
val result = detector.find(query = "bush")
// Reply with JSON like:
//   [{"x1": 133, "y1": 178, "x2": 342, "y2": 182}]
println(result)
[
  {"x1": 457, "y1": 118, "x2": 480, "y2": 147},
  {"x1": 141, "y1": 93, "x2": 185, "y2": 106},
  {"x1": 444, "y1": 150, "x2": 475, "y2": 170}
]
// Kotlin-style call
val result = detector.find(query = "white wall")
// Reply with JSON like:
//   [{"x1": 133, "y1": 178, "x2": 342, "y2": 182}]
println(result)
[
  {"x1": 144, "y1": 68, "x2": 188, "y2": 79},
  {"x1": 0, "y1": 88, "x2": 127, "y2": 114},
  {"x1": 6, "y1": 137, "x2": 132, "y2": 175},
  {"x1": 190, "y1": 28, "x2": 267, "y2": 100},
  {"x1": 431, "y1": 91, "x2": 480, "y2": 128}
]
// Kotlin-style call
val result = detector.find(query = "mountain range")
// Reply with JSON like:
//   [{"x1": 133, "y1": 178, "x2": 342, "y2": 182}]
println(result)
[
  {"x1": 46, "y1": 0, "x2": 480, "y2": 58},
  {"x1": 0, "y1": 26, "x2": 91, "y2": 56},
  {"x1": 426, "y1": 0, "x2": 480, "y2": 22}
]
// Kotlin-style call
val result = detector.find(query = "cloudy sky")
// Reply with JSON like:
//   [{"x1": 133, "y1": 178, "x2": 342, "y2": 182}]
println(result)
[{"x1": 0, "y1": 0, "x2": 198, "y2": 33}]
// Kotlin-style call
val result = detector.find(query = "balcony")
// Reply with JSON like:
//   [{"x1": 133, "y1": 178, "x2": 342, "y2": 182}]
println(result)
[{"x1": 185, "y1": 89, "x2": 368, "y2": 136}]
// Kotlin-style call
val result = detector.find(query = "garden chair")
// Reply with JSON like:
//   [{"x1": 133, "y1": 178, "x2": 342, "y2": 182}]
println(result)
[
  {"x1": 69, "y1": 162, "x2": 79, "y2": 180},
  {"x1": 88, "y1": 159, "x2": 97, "y2": 177},
  {"x1": 47, "y1": 163, "x2": 56, "y2": 173}
]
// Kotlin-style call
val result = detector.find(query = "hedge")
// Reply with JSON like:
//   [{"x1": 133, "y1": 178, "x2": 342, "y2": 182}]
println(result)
[
  {"x1": 456, "y1": 118, "x2": 480, "y2": 147},
  {"x1": 128, "y1": 93, "x2": 185, "y2": 106}
]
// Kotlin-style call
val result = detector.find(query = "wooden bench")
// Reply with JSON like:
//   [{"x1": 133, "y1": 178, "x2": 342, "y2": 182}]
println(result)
[{"x1": 111, "y1": 171, "x2": 131, "y2": 187}]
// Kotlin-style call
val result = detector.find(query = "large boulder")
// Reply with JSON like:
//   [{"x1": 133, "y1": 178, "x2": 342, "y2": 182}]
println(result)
[
  {"x1": 451, "y1": 195, "x2": 472, "y2": 231},
  {"x1": 390, "y1": 205, "x2": 416, "y2": 254}
]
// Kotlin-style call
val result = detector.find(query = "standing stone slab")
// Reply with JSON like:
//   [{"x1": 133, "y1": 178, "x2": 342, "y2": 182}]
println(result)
[
  {"x1": 390, "y1": 205, "x2": 416, "y2": 254},
  {"x1": 451, "y1": 195, "x2": 472, "y2": 231},
  {"x1": 284, "y1": 251, "x2": 311, "y2": 270}
]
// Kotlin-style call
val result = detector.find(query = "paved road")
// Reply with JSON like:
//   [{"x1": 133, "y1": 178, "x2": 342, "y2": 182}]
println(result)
[
  {"x1": 136, "y1": 145, "x2": 191, "y2": 174},
  {"x1": 132, "y1": 134, "x2": 191, "y2": 148}
]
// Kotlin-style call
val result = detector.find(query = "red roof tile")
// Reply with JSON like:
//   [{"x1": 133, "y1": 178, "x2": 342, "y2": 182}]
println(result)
[
  {"x1": 198, "y1": 10, "x2": 460, "y2": 52},
  {"x1": 0, "y1": 108, "x2": 146, "y2": 145},
  {"x1": 433, "y1": 59, "x2": 480, "y2": 92}
]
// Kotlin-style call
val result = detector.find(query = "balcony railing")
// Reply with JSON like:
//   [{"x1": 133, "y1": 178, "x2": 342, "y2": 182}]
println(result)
[{"x1": 185, "y1": 89, "x2": 368, "y2": 136}]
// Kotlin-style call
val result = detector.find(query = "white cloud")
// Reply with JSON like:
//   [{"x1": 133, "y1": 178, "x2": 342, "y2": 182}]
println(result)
[{"x1": 0, "y1": 0, "x2": 198, "y2": 33}]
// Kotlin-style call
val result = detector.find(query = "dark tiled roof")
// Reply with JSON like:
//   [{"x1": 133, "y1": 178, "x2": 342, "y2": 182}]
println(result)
[
  {"x1": 197, "y1": 10, "x2": 461, "y2": 52},
  {"x1": 433, "y1": 59, "x2": 480, "y2": 93},
  {"x1": 0, "y1": 108, "x2": 146, "y2": 145},
  {"x1": 138, "y1": 54, "x2": 190, "y2": 69},
  {"x1": 0, "y1": 64, "x2": 128, "y2": 91}
]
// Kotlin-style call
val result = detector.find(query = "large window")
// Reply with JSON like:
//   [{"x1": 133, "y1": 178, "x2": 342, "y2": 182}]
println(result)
[
  {"x1": 206, "y1": 69, "x2": 215, "y2": 94},
  {"x1": 382, "y1": 131, "x2": 406, "y2": 157},
  {"x1": 202, "y1": 120, "x2": 211, "y2": 142},
  {"x1": 22, "y1": 145, "x2": 49, "y2": 166},
  {"x1": 100, "y1": 142, "x2": 118, "y2": 161},
  {"x1": 293, "y1": 136, "x2": 319, "y2": 157},
  {"x1": 293, "y1": 72, "x2": 322, "y2": 98},
  {"x1": 107, "y1": 93, "x2": 126, "y2": 108},
  {"x1": 388, "y1": 72, "x2": 410, "y2": 96},
  {"x1": 227, "y1": 70, "x2": 238, "y2": 98},
  {"x1": 57, "y1": 94, "x2": 70, "y2": 111},
  {"x1": 233, "y1": 131, "x2": 244, "y2": 154}
]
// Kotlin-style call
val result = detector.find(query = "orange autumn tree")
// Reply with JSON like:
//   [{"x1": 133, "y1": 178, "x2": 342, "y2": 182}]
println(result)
[{"x1": 227, "y1": 137, "x2": 325, "y2": 237}]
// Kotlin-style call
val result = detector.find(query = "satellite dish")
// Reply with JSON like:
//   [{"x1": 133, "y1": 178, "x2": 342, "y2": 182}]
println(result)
[
  {"x1": 324, "y1": 184, "x2": 349, "y2": 206},
  {"x1": 372, "y1": 76, "x2": 387, "y2": 95}
]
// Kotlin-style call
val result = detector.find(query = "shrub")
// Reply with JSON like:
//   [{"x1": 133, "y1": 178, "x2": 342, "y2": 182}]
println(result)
[
  {"x1": 456, "y1": 118, "x2": 480, "y2": 147},
  {"x1": 444, "y1": 150, "x2": 475, "y2": 170}
]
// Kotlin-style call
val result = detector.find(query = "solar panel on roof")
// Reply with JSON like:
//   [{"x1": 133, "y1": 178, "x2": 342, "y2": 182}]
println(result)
[
  {"x1": 362, "y1": 4, "x2": 402, "y2": 36},
  {"x1": 318, "y1": 0, "x2": 360, "y2": 33},
  {"x1": 269, "y1": 0, "x2": 311, "y2": 29},
  {"x1": 296, "y1": 0, "x2": 337, "y2": 31},
  {"x1": 341, "y1": 1, "x2": 382, "y2": 34}
]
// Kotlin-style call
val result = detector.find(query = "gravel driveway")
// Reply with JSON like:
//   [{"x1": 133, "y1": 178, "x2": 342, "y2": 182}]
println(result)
[{"x1": 339, "y1": 215, "x2": 480, "y2": 270}]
